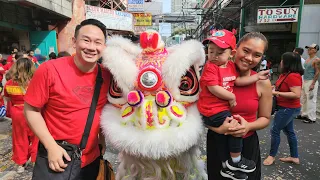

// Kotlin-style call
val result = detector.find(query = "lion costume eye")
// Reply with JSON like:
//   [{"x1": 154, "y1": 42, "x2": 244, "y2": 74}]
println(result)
[
  {"x1": 179, "y1": 66, "x2": 199, "y2": 96},
  {"x1": 179, "y1": 78, "x2": 192, "y2": 91},
  {"x1": 109, "y1": 80, "x2": 123, "y2": 99}
]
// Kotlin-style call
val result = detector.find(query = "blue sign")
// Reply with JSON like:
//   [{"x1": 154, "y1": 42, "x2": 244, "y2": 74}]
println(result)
[{"x1": 128, "y1": 0, "x2": 144, "y2": 12}]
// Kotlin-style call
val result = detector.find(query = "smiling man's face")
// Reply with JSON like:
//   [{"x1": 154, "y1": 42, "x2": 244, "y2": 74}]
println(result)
[{"x1": 73, "y1": 25, "x2": 106, "y2": 64}]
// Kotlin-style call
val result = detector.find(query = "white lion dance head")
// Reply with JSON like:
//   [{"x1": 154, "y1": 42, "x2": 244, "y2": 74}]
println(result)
[{"x1": 101, "y1": 30, "x2": 207, "y2": 180}]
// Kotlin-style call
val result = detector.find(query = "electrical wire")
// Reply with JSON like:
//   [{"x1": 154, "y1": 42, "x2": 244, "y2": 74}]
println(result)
[{"x1": 194, "y1": 0, "x2": 263, "y2": 38}]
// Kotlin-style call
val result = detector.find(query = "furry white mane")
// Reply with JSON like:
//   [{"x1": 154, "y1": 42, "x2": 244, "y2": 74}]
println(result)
[
  {"x1": 162, "y1": 40, "x2": 205, "y2": 102},
  {"x1": 102, "y1": 36, "x2": 141, "y2": 96},
  {"x1": 101, "y1": 104, "x2": 203, "y2": 159}
]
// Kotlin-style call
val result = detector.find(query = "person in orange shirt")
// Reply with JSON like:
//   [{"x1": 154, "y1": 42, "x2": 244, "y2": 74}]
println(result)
[{"x1": 4, "y1": 58, "x2": 38, "y2": 173}]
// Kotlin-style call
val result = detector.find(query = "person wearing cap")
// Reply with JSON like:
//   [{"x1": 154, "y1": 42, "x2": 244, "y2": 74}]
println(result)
[
  {"x1": 297, "y1": 43, "x2": 320, "y2": 123},
  {"x1": 197, "y1": 29, "x2": 270, "y2": 180}
]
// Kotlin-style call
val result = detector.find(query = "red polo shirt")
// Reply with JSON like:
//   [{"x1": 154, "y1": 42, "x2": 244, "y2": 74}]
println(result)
[{"x1": 24, "y1": 56, "x2": 110, "y2": 167}]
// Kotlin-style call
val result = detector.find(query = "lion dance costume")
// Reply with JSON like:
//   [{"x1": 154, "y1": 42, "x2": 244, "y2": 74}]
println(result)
[{"x1": 101, "y1": 30, "x2": 207, "y2": 180}]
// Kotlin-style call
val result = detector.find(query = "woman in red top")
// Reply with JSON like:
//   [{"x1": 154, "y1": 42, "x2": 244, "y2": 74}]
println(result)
[
  {"x1": 4, "y1": 58, "x2": 38, "y2": 173},
  {"x1": 207, "y1": 32, "x2": 272, "y2": 180},
  {"x1": 263, "y1": 52, "x2": 303, "y2": 166}
]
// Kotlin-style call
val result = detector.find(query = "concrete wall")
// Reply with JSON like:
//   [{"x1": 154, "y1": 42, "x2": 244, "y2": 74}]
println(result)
[
  {"x1": 26, "y1": 0, "x2": 72, "y2": 18},
  {"x1": 17, "y1": 30, "x2": 30, "y2": 52},
  {"x1": 57, "y1": 0, "x2": 85, "y2": 54},
  {"x1": 298, "y1": 4, "x2": 320, "y2": 59}
]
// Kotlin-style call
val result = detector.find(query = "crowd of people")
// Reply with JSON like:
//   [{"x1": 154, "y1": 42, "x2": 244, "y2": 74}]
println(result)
[
  {"x1": 0, "y1": 18, "x2": 319, "y2": 180},
  {"x1": 0, "y1": 48, "x2": 72, "y2": 173}
]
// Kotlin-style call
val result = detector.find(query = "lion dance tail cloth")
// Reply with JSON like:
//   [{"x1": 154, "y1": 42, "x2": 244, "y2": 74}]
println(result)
[{"x1": 101, "y1": 30, "x2": 207, "y2": 180}]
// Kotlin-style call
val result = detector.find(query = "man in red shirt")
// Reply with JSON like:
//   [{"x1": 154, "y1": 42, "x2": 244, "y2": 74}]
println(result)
[
  {"x1": 24, "y1": 19, "x2": 110, "y2": 180},
  {"x1": 27, "y1": 50, "x2": 41, "y2": 66}
]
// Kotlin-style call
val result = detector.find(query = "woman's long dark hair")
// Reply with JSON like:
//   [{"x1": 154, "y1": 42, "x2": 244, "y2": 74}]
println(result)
[{"x1": 281, "y1": 52, "x2": 304, "y2": 75}]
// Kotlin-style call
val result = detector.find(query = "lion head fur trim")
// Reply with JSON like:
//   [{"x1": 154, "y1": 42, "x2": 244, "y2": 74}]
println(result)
[
  {"x1": 162, "y1": 40, "x2": 205, "y2": 102},
  {"x1": 102, "y1": 36, "x2": 142, "y2": 95}
]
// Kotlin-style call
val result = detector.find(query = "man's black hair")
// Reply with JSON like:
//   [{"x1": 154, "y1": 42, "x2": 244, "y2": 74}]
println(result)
[
  {"x1": 294, "y1": 47, "x2": 304, "y2": 56},
  {"x1": 281, "y1": 52, "x2": 304, "y2": 75},
  {"x1": 74, "y1": 19, "x2": 107, "y2": 40}
]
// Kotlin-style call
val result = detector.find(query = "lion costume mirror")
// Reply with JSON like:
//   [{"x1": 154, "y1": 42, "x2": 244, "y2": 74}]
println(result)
[{"x1": 101, "y1": 30, "x2": 207, "y2": 180}]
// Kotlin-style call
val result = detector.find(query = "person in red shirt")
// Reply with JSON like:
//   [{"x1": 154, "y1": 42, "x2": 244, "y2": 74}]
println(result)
[
  {"x1": 7, "y1": 48, "x2": 18, "y2": 63},
  {"x1": 263, "y1": 52, "x2": 304, "y2": 166},
  {"x1": 3, "y1": 52, "x2": 17, "y2": 72},
  {"x1": 197, "y1": 29, "x2": 269, "y2": 180},
  {"x1": 3, "y1": 52, "x2": 24, "y2": 119},
  {"x1": 24, "y1": 19, "x2": 110, "y2": 180},
  {"x1": 27, "y1": 50, "x2": 41, "y2": 66},
  {"x1": 206, "y1": 32, "x2": 272, "y2": 180},
  {"x1": 4, "y1": 58, "x2": 38, "y2": 173}
]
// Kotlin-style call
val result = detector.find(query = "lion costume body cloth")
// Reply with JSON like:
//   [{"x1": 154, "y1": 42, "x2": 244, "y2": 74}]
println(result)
[{"x1": 101, "y1": 31, "x2": 207, "y2": 180}]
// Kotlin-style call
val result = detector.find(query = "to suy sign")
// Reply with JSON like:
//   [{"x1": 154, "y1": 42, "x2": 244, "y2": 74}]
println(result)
[{"x1": 257, "y1": 8, "x2": 299, "y2": 23}]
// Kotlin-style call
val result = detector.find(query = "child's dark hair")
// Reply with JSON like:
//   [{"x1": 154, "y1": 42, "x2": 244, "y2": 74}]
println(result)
[
  {"x1": 281, "y1": 52, "x2": 304, "y2": 75},
  {"x1": 75, "y1": 19, "x2": 107, "y2": 40},
  {"x1": 294, "y1": 47, "x2": 304, "y2": 56},
  {"x1": 237, "y1": 32, "x2": 268, "y2": 53}
]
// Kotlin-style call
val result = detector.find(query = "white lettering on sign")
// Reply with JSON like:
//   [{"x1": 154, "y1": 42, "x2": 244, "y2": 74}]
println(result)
[
  {"x1": 257, "y1": 8, "x2": 299, "y2": 24},
  {"x1": 223, "y1": 76, "x2": 236, "y2": 82}
]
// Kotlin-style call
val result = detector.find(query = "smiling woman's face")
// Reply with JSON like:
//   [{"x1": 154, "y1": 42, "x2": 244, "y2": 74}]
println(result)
[{"x1": 235, "y1": 38, "x2": 266, "y2": 73}]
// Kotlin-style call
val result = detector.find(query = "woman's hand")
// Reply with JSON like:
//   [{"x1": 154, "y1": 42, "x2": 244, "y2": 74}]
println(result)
[
  {"x1": 207, "y1": 116, "x2": 240, "y2": 134},
  {"x1": 225, "y1": 115, "x2": 250, "y2": 137}
]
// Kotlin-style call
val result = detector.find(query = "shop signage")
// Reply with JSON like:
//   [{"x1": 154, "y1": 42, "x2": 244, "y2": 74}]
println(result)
[
  {"x1": 128, "y1": 0, "x2": 144, "y2": 12},
  {"x1": 86, "y1": 5, "x2": 133, "y2": 32},
  {"x1": 134, "y1": 26, "x2": 147, "y2": 33},
  {"x1": 257, "y1": 7, "x2": 299, "y2": 24},
  {"x1": 134, "y1": 26, "x2": 158, "y2": 34},
  {"x1": 133, "y1": 13, "x2": 152, "y2": 26}
]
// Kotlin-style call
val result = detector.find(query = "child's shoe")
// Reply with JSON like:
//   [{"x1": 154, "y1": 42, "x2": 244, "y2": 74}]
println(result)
[
  {"x1": 226, "y1": 156, "x2": 256, "y2": 173},
  {"x1": 220, "y1": 167, "x2": 248, "y2": 180}
]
